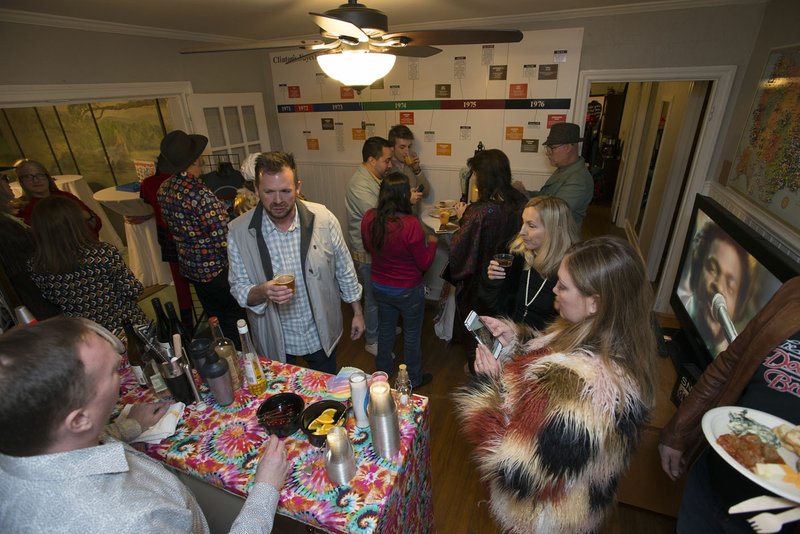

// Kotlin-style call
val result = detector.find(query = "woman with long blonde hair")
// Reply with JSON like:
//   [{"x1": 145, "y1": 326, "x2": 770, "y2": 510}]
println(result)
[
  {"x1": 455, "y1": 236, "x2": 658, "y2": 533},
  {"x1": 481, "y1": 195, "x2": 577, "y2": 330}
]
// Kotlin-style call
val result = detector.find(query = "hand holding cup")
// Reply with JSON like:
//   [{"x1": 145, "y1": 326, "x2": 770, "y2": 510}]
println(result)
[
  {"x1": 489, "y1": 254, "x2": 513, "y2": 280},
  {"x1": 266, "y1": 273, "x2": 295, "y2": 304}
]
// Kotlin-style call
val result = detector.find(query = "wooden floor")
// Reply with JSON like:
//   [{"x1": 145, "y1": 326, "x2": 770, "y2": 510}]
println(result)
[{"x1": 329, "y1": 204, "x2": 678, "y2": 534}]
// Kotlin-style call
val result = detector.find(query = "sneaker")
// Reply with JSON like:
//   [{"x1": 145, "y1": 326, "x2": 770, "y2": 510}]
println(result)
[
  {"x1": 413, "y1": 373, "x2": 433, "y2": 389},
  {"x1": 365, "y1": 343, "x2": 395, "y2": 359}
]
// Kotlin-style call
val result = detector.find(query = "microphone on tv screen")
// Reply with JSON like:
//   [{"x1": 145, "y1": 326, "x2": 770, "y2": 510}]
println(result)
[{"x1": 711, "y1": 292, "x2": 739, "y2": 344}]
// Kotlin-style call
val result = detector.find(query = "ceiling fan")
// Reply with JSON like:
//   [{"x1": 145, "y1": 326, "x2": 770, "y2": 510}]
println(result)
[{"x1": 181, "y1": 0, "x2": 523, "y2": 88}]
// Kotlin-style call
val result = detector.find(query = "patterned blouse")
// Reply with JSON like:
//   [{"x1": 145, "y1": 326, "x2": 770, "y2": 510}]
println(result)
[
  {"x1": 29, "y1": 243, "x2": 148, "y2": 331},
  {"x1": 157, "y1": 173, "x2": 229, "y2": 283}
]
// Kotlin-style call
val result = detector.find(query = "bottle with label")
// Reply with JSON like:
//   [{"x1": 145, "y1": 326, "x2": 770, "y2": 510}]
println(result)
[
  {"x1": 144, "y1": 347, "x2": 171, "y2": 399},
  {"x1": 151, "y1": 298, "x2": 175, "y2": 360},
  {"x1": 394, "y1": 364, "x2": 412, "y2": 408},
  {"x1": 237, "y1": 319, "x2": 267, "y2": 396},
  {"x1": 122, "y1": 321, "x2": 148, "y2": 388},
  {"x1": 208, "y1": 316, "x2": 241, "y2": 391},
  {"x1": 165, "y1": 301, "x2": 192, "y2": 347}
]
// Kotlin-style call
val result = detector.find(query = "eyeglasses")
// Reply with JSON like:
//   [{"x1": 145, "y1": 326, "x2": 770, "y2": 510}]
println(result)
[
  {"x1": 544, "y1": 144, "x2": 564, "y2": 153},
  {"x1": 19, "y1": 172, "x2": 48, "y2": 181}
]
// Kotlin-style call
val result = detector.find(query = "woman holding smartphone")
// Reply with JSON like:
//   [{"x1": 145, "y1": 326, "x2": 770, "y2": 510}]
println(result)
[
  {"x1": 361, "y1": 172, "x2": 438, "y2": 388},
  {"x1": 454, "y1": 236, "x2": 658, "y2": 533},
  {"x1": 481, "y1": 195, "x2": 577, "y2": 331}
]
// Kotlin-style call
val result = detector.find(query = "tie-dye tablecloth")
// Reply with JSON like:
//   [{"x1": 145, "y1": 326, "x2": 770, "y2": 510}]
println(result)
[{"x1": 118, "y1": 358, "x2": 434, "y2": 533}]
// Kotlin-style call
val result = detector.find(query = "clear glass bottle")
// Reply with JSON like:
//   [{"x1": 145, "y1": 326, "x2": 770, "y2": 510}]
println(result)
[
  {"x1": 394, "y1": 364, "x2": 412, "y2": 407},
  {"x1": 208, "y1": 316, "x2": 241, "y2": 391},
  {"x1": 237, "y1": 319, "x2": 267, "y2": 396}
]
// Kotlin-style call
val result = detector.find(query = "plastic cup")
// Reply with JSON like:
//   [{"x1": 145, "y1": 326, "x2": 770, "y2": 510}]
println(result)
[
  {"x1": 404, "y1": 154, "x2": 414, "y2": 166},
  {"x1": 274, "y1": 273, "x2": 295, "y2": 292},
  {"x1": 368, "y1": 371, "x2": 389, "y2": 386},
  {"x1": 439, "y1": 210, "x2": 450, "y2": 226},
  {"x1": 493, "y1": 253, "x2": 513, "y2": 269}
]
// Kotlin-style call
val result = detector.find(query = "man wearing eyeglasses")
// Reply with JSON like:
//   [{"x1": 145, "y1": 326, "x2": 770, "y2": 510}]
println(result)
[{"x1": 517, "y1": 122, "x2": 593, "y2": 231}]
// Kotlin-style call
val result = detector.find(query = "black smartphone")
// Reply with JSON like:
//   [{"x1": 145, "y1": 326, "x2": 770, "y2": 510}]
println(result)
[
  {"x1": 416, "y1": 184, "x2": 425, "y2": 193},
  {"x1": 464, "y1": 311, "x2": 503, "y2": 358}
]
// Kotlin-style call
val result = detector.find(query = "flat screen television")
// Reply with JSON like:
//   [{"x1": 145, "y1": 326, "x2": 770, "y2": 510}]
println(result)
[{"x1": 670, "y1": 194, "x2": 799, "y2": 369}]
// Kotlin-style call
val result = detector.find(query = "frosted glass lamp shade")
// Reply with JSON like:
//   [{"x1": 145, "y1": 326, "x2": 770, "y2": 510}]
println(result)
[{"x1": 317, "y1": 51, "x2": 396, "y2": 89}]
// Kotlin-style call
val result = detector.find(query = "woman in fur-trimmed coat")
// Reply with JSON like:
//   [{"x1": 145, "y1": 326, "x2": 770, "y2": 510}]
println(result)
[{"x1": 454, "y1": 237, "x2": 658, "y2": 534}]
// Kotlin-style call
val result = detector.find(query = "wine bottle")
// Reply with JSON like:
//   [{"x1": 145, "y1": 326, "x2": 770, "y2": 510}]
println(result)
[
  {"x1": 165, "y1": 301, "x2": 192, "y2": 347},
  {"x1": 208, "y1": 316, "x2": 241, "y2": 392},
  {"x1": 150, "y1": 298, "x2": 174, "y2": 360},
  {"x1": 237, "y1": 319, "x2": 267, "y2": 396},
  {"x1": 123, "y1": 321, "x2": 148, "y2": 388}
]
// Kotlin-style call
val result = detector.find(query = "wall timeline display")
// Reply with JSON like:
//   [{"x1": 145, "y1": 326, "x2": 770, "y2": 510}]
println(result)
[{"x1": 270, "y1": 28, "x2": 583, "y2": 172}]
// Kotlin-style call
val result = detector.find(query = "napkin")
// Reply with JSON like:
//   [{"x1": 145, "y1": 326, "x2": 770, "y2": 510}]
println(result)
[
  {"x1": 115, "y1": 181, "x2": 141, "y2": 193},
  {"x1": 119, "y1": 402, "x2": 185, "y2": 444},
  {"x1": 326, "y1": 366, "x2": 363, "y2": 401}
]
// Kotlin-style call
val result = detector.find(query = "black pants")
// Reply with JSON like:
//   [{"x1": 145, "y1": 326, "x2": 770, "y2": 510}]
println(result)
[
  {"x1": 192, "y1": 268, "x2": 246, "y2": 348},
  {"x1": 286, "y1": 347, "x2": 337, "y2": 375}
]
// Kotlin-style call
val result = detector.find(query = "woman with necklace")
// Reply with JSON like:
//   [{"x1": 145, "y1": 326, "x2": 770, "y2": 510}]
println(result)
[{"x1": 480, "y1": 195, "x2": 576, "y2": 331}]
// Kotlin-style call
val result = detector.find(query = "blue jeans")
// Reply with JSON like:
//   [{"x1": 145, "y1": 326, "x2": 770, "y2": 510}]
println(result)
[
  {"x1": 373, "y1": 283, "x2": 425, "y2": 386},
  {"x1": 355, "y1": 261, "x2": 379, "y2": 345}
]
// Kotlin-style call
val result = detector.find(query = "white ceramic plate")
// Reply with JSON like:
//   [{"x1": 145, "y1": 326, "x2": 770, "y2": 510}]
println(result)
[{"x1": 702, "y1": 406, "x2": 800, "y2": 503}]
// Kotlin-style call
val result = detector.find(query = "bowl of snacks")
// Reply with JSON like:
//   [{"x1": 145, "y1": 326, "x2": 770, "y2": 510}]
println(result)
[
  {"x1": 256, "y1": 392, "x2": 304, "y2": 437},
  {"x1": 301, "y1": 400, "x2": 348, "y2": 447}
]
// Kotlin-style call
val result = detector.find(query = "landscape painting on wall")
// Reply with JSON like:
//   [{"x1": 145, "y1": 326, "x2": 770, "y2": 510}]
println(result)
[{"x1": 728, "y1": 44, "x2": 800, "y2": 234}]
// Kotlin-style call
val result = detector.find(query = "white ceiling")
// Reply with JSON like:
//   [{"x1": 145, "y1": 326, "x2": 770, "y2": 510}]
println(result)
[{"x1": 0, "y1": 0, "x2": 764, "y2": 43}]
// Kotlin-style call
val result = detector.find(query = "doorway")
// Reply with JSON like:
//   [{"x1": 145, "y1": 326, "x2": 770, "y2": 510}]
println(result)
[{"x1": 575, "y1": 66, "x2": 737, "y2": 313}]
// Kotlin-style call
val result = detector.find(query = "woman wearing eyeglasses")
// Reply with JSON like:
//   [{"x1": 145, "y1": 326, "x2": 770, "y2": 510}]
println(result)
[{"x1": 14, "y1": 159, "x2": 102, "y2": 239}]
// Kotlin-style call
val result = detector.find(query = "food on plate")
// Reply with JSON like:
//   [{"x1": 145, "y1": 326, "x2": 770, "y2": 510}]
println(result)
[
  {"x1": 755, "y1": 463, "x2": 789, "y2": 481},
  {"x1": 774, "y1": 424, "x2": 800, "y2": 455},
  {"x1": 717, "y1": 433, "x2": 783, "y2": 470},
  {"x1": 727, "y1": 409, "x2": 781, "y2": 447},
  {"x1": 429, "y1": 207, "x2": 455, "y2": 218},
  {"x1": 308, "y1": 408, "x2": 344, "y2": 436}
]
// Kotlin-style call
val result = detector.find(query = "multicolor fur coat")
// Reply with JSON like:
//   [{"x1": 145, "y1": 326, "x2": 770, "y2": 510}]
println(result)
[{"x1": 454, "y1": 332, "x2": 649, "y2": 533}]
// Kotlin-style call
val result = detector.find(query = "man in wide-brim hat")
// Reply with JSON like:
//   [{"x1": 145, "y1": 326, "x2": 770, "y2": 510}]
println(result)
[
  {"x1": 156, "y1": 130, "x2": 245, "y2": 344},
  {"x1": 519, "y1": 122, "x2": 594, "y2": 231}
]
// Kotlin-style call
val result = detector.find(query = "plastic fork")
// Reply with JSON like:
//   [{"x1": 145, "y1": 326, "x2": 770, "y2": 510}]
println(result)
[{"x1": 747, "y1": 506, "x2": 800, "y2": 533}]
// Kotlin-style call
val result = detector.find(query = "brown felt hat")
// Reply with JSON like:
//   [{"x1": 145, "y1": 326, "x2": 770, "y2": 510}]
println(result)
[{"x1": 543, "y1": 122, "x2": 583, "y2": 146}]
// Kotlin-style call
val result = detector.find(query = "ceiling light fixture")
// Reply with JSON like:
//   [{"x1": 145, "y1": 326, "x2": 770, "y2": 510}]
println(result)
[{"x1": 317, "y1": 50, "x2": 396, "y2": 92}]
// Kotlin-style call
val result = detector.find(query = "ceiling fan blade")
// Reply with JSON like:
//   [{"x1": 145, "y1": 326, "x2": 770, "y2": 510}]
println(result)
[
  {"x1": 383, "y1": 29, "x2": 523, "y2": 47},
  {"x1": 181, "y1": 39, "x2": 328, "y2": 55},
  {"x1": 389, "y1": 46, "x2": 442, "y2": 58},
  {"x1": 310, "y1": 12, "x2": 369, "y2": 42}
]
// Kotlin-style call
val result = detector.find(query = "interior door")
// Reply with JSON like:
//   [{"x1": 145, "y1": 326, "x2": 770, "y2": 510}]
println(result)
[{"x1": 187, "y1": 93, "x2": 271, "y2": 166}]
